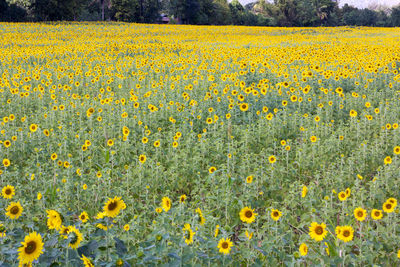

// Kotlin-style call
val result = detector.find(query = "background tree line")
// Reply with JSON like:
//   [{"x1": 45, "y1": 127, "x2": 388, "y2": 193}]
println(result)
[{"x1": 0, "y1": 0, "x2": 400, "y2": 27}]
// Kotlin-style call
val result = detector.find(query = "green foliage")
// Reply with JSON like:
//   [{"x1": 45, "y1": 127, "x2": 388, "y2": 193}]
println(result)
[
  {"x1": 391, "y1": 6, "x2": 400, "y2": 26},
  {"x1": 0, "y1": 0, "x2": 399, "y2": 27},
  {"x1": 111, "y1": 0, "x2": 139, "y2": 22}
]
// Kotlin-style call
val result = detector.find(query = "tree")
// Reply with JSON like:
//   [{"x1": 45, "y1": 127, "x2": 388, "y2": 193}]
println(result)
[
  {"x1": 89, "y1": 0, "x2": 111, "y2": 20},
  {"x1": 209, "y1": 0, "x2": 231, "y2": 25},
  {"x1": 0, "y1": 0, "x2": 8, "y2": 21},
  {"x1": 391, "y1": 6, "x2": 400, "y2": 26},
  {"x1": 111, "y1": 0, "x2": 139, "y2": 21},
  {"x1": 32, "y1": 0, "x2": 87, "y2": 20},
  {"x1": 142, "y1": 0, "x2": 160, "y2": 22}
]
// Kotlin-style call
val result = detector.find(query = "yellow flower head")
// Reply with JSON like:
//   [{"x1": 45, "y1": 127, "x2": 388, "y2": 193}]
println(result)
[
  {"x1": 239, "y1": 207, "x2": 257, "y2": 224},
  {"x1": 299, "y1": 243, "x2": 308, "y2": 256},
  {"x1": 6, "y1": 201, "x2": 23, "y2": 220},
  {"x1": 217, "y1": 238, "x2": 233, "y2": 254},
  {"x1": 18, "y1": 232, "x2": 44, "y2": 264},
  {"x1": 354, "y1": 207, "x2": 367, "y2": 221},
  {"x1": 309, "y1": 222, "x2": 327, "y2": 242}
]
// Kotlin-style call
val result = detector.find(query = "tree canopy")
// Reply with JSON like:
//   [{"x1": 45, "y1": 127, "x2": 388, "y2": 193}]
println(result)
[{"x1": 0, "y1": 0, "x2": 400, "y2": 27}]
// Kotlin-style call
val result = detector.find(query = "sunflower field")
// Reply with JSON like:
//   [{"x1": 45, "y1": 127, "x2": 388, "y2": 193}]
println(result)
[{"x1": 1, "y1": 22, "x2": 400, "y2": 266}]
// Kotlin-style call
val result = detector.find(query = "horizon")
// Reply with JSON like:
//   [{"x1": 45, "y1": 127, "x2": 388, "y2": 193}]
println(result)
[{"x1": 237, "y1": 0, "x2": 400, "y2": 9}]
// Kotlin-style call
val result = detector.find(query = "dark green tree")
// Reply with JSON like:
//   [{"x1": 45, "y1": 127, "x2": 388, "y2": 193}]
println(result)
[
  {"x1": 111, "y1": 0, "x2": 139, "y2": 21},
  {"x1": 391, "y1": 6, "x2": 400, "y2": 26},
  {"x1": 0, "y1": 0, "x2": 8, "y2": 21}
]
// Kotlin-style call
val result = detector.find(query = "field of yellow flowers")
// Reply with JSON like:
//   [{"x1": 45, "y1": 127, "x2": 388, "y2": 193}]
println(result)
[{"x1": 1, "y1": 22, "x2": 400, "y2": 266}]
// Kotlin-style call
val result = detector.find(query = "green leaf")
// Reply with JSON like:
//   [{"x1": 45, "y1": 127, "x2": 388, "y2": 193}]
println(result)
[{"x1": 115, "y1": 237, "x2": 127, "y2": 256}]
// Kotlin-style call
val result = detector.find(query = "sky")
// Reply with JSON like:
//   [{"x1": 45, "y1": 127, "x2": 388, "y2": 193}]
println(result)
[{"x1": 237, "y1": 0, "x2": 400, "y2": 8}]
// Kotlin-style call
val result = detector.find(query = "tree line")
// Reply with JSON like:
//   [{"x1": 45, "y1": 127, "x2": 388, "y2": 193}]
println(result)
[{"x1": 1, "y1": 0, "x2": 400, "y2": 27}]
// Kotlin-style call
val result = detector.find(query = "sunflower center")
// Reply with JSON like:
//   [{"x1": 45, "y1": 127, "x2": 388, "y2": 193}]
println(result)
[
  {"x1": 5, "y1": 189, "x2": 11, "y2": 195},
  {"x1": 69, "y1": 232, "x2": 78, "y2": 244},
  {"x1": 10, "y1": 206, "x2": 19, "y2": 215},
  {"x1": 222, "y1": 242, "x2": 229, "y2": 249},
  {"x1": 315, "y1": 226, "x2": 323, "y2": 235},
  {"x1": 374, "y1": 211, "x2": 380, "y2": 217},
  {"x1": 357, "y1": 211, "x2": 363, "y2": 217},
  {"x1": 108, "y1": 201, "x2": 117, "y2": 211},
  {"x1": 245, "y1": 210, "x2": 253, "y2": 218},
  {"x1": 185, "y1": 231, "x2": 191, "y2": 239},
  {"x1": 25, "y1": 241, "x2": 37, "y2": 254},
  {"x1": 343, "y1": 230, "x2": 350, "y2": 237},
  {"x1": 273, "y1": 212, "x2": 279, "y2": 217},
  {"x1": 386, "y1": 204, "x2": 392, "y2": 209}
]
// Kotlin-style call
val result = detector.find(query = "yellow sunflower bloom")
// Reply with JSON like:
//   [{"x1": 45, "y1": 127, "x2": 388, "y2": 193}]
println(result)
[{"x1": 18, "y1": 232, "x2": 44, "y2": 264}]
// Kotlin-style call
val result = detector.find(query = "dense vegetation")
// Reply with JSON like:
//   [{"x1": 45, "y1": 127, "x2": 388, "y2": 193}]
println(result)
[
  {"x1": 1, "y1": 0, "x2": 400, "y2": 27},
  {"x1": 1, "y1": 23, "x2": 400, "y2": 266}
]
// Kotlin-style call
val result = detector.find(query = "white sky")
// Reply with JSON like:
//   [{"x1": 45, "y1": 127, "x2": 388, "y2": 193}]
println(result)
[
  {"x1": 237, "y1": 0, "x2": 400, "y2": 8},
  {"x1": 338, "y1": 0, "x2": 399, "y2": 8}
]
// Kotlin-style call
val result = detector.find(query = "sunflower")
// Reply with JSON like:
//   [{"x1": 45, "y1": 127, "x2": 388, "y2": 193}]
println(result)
[
  {"x1": 79, "y1": 211, "x2": 89, "y2": 223},
  {"x1": 183, "y1": 223, "x2": 195, "y2": 245},
  {"x1": 398, "y1": 249, "x2": 400, "y2": 259},
  {"x1": 46, "y1": 210, "x2": 62, "y2": 230},
  {"x1": 239, "y1": 103, "x2": 249, "y2": 112},
  {"x1": 337, "y1": 225, "x2": 354, "y2": 243},
  {"x1": 309, "y1": 222, "x2": 327, "y2": 241},
  {"x1": 349, "y1": 110, "x2": 357, "y2": 117},
  {"x1": 394, "y1": 146, "x2": 400, "y2": 155},
  {"x1": 271, "y1": 209, "x2": 282, "y2": 221},
  {"x1": 161, "y1": 196, "x2": 172, "y2": 212},
  {"x1": 209, "y1": 166, "x2": 216, "y2": 174},
  {"x1": 51, "y1": 153, "x2": 57, "y2": 161},
  {"x1": 59, "y1": 225, "x2": 69, "y2": 236},
  {"x1": 335, "y1": 226, "x2": 342, "y2": 236},
  {"x1": 154, "y1": 140, "x2": 160, "y2": 147},
  {"x1": 345, "y1": 188, "x2": 351, "y2": 197},
  {"x1": 3, "y1": 158, "x2": 10, "y2": 167},
  {"x1": 383, "y1": 201, "x2": 395, "y2": 213},
  {"x1": 310, "y1": 136, "x2": 317, "y2": 143},
  {"x1": 245, "y1": 230, "x2": 253, "y2": 240},
  {"x1": 138, "y1": 154, "x2": 146, "y2": 164},
  {"x1": 371, "y1": 209, "x2": 383, "y2": 220},
  {"x1": 354, "y1": 207, "x2": 367, "y2": 221},
  {"x1": 217, "y1": 238, "x2": 233, "y2": 255},
  {"x1": 0, "y1": 223, "x2": 6, "y2": 238},
  {"x1": 338, "y1": 191, "x2": 347, "y2": 201},
  {"x1": 67, "y1": 226, "x2": 83, "y2": 249},
  {"x1": 195, "y1": 208, "x2": 206, "y2": 225},
  {"x1": 214, "y1": 225, "x2": 220, "y2": 238},
  {"x1": 246, "y1": 176, "x2": 253, "y2": 184},
  {"x1": 107, "y1": 139, "x2": 114, "y2": 147},
  {"x1": 29, "y1": 124, "x2": 38, "y2": 133},
  {"x1": 123, "y1": 224, "x2": 130, "y2": 231},
  {"x1": 6, "y1": 201, "x2": 23, "y2": 219},
  {"x1": 239, "y1": 207, "x2": 257, "y2": 224},
  {"x1": 2, "y1": 185, "x2": 15, "y2": 199},
  {"x1": 179, "y1": 194, "x2": 187, "y2": 203},
  {"x1": 301, "y1": 185, "x2": 308, "y2": 198},
  {"x1": 103, "y1": 197, "x2": 125, "y2": 218},
  {"x1": 384, "y1": 156, "x2": 392, "y2": 165},
  {"x1": 299, "y1": 243, "x2": 308, "y2": 256},
  {"x1": 268, "y1": 155, "x2": 276, "y2": 164},
  {"x1": 387, "y1": 197, "x2": 397, "y2": 208},
  {"x1": 3, "y1": 140, "x2": 11, "y2": 148},
  {"x1": 81, "y1": 254, "x2": 94, "y2": 267},
  {"x1": 17, "y1": 232, "x2": 44, "y2": 265}
]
